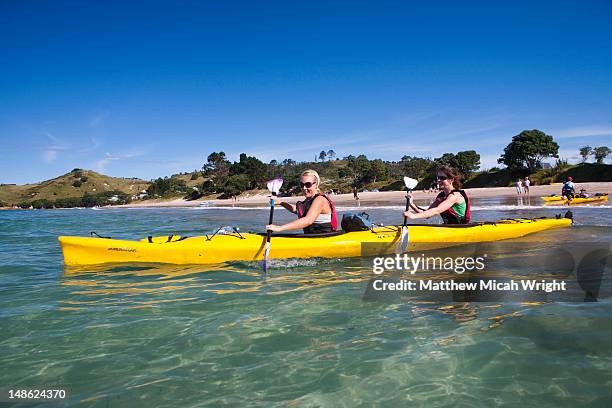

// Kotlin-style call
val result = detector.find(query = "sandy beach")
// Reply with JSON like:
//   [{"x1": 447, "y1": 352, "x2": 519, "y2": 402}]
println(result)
[{"x1": 117, "y1": 182, "x2": 612, "y2": 209}]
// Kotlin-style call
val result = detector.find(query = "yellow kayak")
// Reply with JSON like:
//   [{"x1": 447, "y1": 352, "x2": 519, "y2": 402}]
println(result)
[
  {"x1": 541, "y1": 195, "x2": 565, "y2": 202},
  {"x1": 59, "y1": 217, "x2": 572, "y2": 266},
  {"x1": 543, "y1": 195, "x2": 608, "y2": 205}
]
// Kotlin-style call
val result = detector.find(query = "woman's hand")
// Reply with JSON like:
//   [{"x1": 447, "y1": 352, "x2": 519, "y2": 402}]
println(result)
[
  {"x1": 266, "y1": 224, "x2": 283, "y2": 232},
  {"x1": 403, "y1": 211, "x2": 418, "y2": 219}
]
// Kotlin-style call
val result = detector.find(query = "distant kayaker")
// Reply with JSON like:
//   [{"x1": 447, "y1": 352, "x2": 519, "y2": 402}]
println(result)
[
  {"x1": 403, "y1": 165, "x2": 470, "y2": 224},
  {"x1": 562, "y1": 177, "x2": 575, "y2": 200},
  {"x1": 266, "y1": 169, "x2": 338, "y2": 234}
]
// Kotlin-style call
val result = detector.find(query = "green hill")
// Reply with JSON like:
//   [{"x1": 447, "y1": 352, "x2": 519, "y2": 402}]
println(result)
[{"x1": 0, "y1": 169, "x2": 149, "y2": 207}]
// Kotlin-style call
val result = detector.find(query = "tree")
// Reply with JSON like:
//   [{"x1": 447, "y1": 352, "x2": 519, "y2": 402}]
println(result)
[
  {"x1": 434, "y1": 153, "x2": 456, "y2": 167},
  {"x1": 366, "y1": 159, "x2": 389, "y2": 183},
  {"x1": 282, "y1": 158, "x2": 296, "y2": 167},
  {"x1": 230, "y1": 153, "x2": 267, "y2": 189},
  {"x1": 432, "y1": 151, "x2": 480, "y2": 177},
  {"x1": 319, "y1": 151, "x2": 327, "y2": 162},
  {"x1": 579, "y1": 146, "x2": 592, "y2": 163},
  {"x1": 203, "y1": 152, "x2": 230, "y2": 183},
  {"x1": 222, "y1": 174, "x2": 250, "y2": 197},
  {"x1": 593, "y1": 146, "x2": 611, "y2": 164},
  {"x1": 346, "y1": 154, "x2": 371, "y2": 183},
  {"x1": 327, "y1": 150, "x2": 336, "y2": 161},
  {"x1": 400, "y1": 156, "x2": 432, "y2": 180},
  {"x1": 453, "y1": 150, "x2": 481, "y2": 176},
  {"x1": 146, "y1": 178, "x2": 188, "y2": 197},
  {"x1": 498, "y1": 129, "x2": 559, "y2": 170}
]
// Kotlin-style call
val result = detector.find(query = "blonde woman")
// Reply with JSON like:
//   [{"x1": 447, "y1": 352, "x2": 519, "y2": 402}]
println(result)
[{"x1": 266, "y1": 170, "x2": 338, "y2": 234}]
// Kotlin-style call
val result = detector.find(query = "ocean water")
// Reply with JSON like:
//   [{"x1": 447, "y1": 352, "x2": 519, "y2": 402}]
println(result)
[{"x1": 1, "y1": 197, "x2": 611, "y2": 407}]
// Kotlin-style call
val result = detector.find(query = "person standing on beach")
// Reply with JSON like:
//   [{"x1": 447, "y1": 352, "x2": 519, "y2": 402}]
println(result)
[
  {"x1": 523, "y1": 177, "x2": 530, "y2": 195},
  {"x1": 515, "y1": 179, "x2": 523, "y2": 195},
  {"x1": 403, "y1": 166, "x2": 470, "y2": 224}
]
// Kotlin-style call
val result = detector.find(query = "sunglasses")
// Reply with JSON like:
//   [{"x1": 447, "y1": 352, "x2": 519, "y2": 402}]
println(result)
[
  {"x1": 437, "y1": 175, "x2": 449, "y2": 181},
  {"x1": 300, "y1": 181, "x2": 317, "y2": 188}
]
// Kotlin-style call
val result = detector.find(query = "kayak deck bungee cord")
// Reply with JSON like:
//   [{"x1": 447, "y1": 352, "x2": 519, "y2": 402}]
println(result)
[{"x1": 58, "y1": 215, "x2": 573, "y2": 266}]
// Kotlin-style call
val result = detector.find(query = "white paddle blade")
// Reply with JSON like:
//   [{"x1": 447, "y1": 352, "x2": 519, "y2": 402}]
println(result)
[
  {"x1": 403, "y1": 177, "x2": 418, "y2": 190},
  {"x1": 267, "y1": 178, "x2": 284, "y2": 194}
]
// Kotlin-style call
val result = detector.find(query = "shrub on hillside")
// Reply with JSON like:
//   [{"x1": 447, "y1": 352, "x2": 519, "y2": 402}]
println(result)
[
  {"x1": 72, "y1": 180, "x2": 82, "y2": 188},
  {"x1": 221, "y1": 174, "x2": 250, "y2": 198},
  {"x1": 555, "y1": 163, "x2": 612, "y2": 182},
  {"x1": 146, "y1": 178, "x2": 188, "y2": 197},
  {"x1": 54, "y1": 197, "x2": 83, "y2": 208},
  {"x1": 31, "y1": 199, "x2": 54, "y2": 209}
]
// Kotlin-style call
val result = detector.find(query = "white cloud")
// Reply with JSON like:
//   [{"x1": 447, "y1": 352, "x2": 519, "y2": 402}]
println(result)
[
  {"x1": 93, "y1": 147, "x2": 154, "y2": 173},
  {"x1": 554, "y1": 125, "x2": 612, "y2": 138},
  {"x1": 42, "y1": 149, "x2": 59, "y2": 162},
  {"x1": 41, "y1": 132, "x2": 68, "y2": 163},
  {"x1": 90, "y1": 112, "x2": 109, "y2": 128},
  {"x1": 79, "y1": 136, "x2": 101, "y2": 154}
]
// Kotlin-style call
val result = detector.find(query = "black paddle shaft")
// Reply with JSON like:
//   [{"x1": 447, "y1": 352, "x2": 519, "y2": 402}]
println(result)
[
  {"x1": 403, "y1": 190, "x2": 412, "y2": 226},
  {"x1": 266, "y1": 192, "x2": 277, "y2": 242}
]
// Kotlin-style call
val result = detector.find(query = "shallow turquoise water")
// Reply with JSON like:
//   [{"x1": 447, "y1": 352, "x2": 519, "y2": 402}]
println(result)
[{"x1": 1, "y1": 199, "x2": 611, "y2": 407}]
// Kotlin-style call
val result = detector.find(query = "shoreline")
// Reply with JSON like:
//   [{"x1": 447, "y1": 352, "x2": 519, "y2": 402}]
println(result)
[
  {"x1": 2, "y1": 182, "x2": 611, "y2": 210},
  {"x1": 115, "y1": 182, "x2": 612, "y2": 208}
]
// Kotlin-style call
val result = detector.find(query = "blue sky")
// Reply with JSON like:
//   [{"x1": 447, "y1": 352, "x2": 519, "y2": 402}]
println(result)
[{"x1": 1, "y1": 0, "x2": 611, "y2": 184}]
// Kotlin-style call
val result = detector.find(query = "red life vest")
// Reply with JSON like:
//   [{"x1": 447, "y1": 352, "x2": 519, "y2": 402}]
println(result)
[
  {"x1": 433, "y1": 189, "x2": 471, "y2": 224},
  {"x1": 296, "y1": 193, "x2": 338, "y2": 233}
]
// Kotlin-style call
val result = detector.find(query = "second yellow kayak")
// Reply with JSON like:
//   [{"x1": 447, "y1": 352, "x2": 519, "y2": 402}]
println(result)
[{"x1": 543, "y1": 195, "x2": 608, "y2": 205}]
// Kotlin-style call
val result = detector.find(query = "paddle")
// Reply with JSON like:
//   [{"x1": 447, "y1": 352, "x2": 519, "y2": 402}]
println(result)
[
  {"x1": 263, "y1": 178, "x2": 283, "y2": 273},
  {"x1": 398, "y1": 176, "x2": 419, "y2": 253}
]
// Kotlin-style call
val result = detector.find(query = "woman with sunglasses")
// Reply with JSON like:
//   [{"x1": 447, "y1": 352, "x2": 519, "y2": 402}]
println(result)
[
  {"x1": 404, "y1": 165, "x2": 471, "y2": 224},
  {"x1": 266, "y1": 170, "x2": 338, "y2": 234}
]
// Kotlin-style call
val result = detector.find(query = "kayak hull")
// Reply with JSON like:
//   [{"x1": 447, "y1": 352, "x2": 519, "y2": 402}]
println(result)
[{"x1": 58, "y1": 218, "x2": 572, "y2": 266}]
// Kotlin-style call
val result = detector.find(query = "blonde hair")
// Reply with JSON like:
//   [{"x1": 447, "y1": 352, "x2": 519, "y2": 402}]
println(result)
[{"x1": 301, "y1": 169, "x2": 321, "y2": 192}]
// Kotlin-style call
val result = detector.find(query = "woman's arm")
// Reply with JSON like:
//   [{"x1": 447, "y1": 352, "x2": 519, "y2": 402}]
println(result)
[
  {"x1": 409, "y1": 200, "x2": 428, "y2": 212},
  {"x1": 404, "y1": 193, "x2": 460, "y2": 220},
  {"x1": 278, "y1": 201, "x2": 296, "y2": 213},
  {"x1": 267, "y1": 197, "x2": 326, "y2": 232}
]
